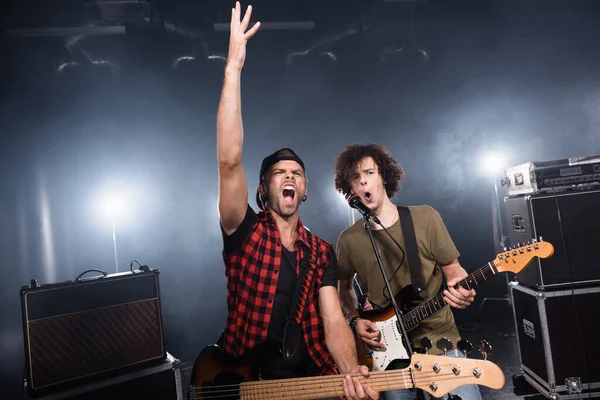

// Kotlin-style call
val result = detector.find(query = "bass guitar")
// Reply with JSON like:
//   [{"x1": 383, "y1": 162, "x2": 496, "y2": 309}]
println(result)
[
  {"x1": 188, "y1": 342, "x2": 505, "y2": 399},
  {"x1": 357, "y1": 239, "x2": 554, "y2": 371}
]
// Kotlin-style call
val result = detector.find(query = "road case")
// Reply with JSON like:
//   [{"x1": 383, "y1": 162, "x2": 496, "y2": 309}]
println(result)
[
  {"x1": 510, "y1": 282, "x2": 600, "y2": 398},
  {"x1": 26, "y1": 352, "x2": 183, "y2": 400}
]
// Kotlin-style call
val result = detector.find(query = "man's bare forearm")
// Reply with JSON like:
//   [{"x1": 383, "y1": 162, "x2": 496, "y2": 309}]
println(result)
[
  {"x1": 217, "y1": 67, "x2": 243, "y2": 168},
  {"x1": 325, "y1": 317, "x2": 359, "y2": 374},
  {"x1": 338, "y1": 281, "x2": 360, "y2": 319},
  {"x1": 319, "y1": 286, "x2": 360, "y2": 374}
]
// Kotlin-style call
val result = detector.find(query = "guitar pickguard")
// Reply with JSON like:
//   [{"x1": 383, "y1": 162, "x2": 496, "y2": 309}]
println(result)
[{"x1": 369, "y1": 315, "x2": 411, "y2": 371}]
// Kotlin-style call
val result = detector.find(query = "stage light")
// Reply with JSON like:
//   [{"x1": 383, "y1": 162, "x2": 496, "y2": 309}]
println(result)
[
  {"x1": 479, "y1": 152, "x2": 505, "y2": 175},
  {"x1": 102, "y1": 194, "x2": 127, "y2": 219}
]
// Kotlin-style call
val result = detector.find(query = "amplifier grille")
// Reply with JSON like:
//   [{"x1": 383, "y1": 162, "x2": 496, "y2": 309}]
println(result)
[{"x1": 27, "y1": 299, "x2": 164, "y2": 389}]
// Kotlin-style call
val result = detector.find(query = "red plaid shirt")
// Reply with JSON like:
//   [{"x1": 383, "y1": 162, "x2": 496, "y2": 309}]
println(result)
[{"x1": 221, "y1": 209, "x2": 338, "y2": 376}]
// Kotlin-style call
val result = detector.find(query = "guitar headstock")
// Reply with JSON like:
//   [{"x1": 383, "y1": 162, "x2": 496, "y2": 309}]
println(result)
[
  {"x1": 493, "y1": 238, "x2": 554, "y2": 274},
  {"x1": 411, "y1": 337, "x2": 505, "y2": 397}
]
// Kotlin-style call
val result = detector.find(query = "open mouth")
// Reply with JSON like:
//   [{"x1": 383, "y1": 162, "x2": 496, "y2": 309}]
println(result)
[
  {"x1": 364, "y1": 191, "x2": 373, "y2": 202},
  {"x1": 283, "y1": 185, "x2": 296, "y2": 204}
]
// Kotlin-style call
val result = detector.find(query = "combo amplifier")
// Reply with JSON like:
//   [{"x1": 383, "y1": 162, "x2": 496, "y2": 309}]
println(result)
[{"x1": 21, "y1": 268, "x2": 166, "y2": 397}]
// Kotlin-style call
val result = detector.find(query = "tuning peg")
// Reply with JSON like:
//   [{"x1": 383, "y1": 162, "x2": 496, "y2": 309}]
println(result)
[
  {"x1": 436, "y1": 337, "x2": 454, "y2": 356},
  {"x1": 413, "y1": 347, "x2": 426, "y2": 354},
  {"x1": 457, "y1": 339, "x2": 473, "y2": 357},
  {"x1": 479, "y1": 340, "x2": 492, "y2": 360},
  {"x1": 532, "y1": 238, "x2": 537, "y2": 243},
  {"x1": 448, "y1": 395, "x2": 462, "y2": 400},
  {"x1": 420, "y1": 337, "x2": 432, "y2": 354},
  {"x1": 539, "y1": 236, "x2": 543, "y2": 241}
]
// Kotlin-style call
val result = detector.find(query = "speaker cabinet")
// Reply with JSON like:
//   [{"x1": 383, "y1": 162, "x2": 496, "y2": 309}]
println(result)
[{"x1": 504, "y1": 189, "x2": 600, "y2": 289}]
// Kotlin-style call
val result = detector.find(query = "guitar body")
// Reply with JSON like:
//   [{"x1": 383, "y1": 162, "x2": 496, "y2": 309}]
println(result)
[
  {"x1": 356, "y1": 286, "x2": 419, "y2": 371},
  {"x1": 358, "y1": 286, "x2": 415, "y2": 326},
  {"x1": 188, "y1": 345, "x2": 257, "y2": 400}
]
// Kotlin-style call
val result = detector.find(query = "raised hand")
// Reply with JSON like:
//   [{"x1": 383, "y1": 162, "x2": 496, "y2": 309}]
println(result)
[{"x1": 227, "y1": 1, "x2": 261, "y2": 71}]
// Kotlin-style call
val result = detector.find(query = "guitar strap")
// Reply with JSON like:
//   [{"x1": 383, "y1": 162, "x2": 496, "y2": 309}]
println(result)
[
  {"x1": 397, "y1": 206, "x2": 424, "y2": 293},
  {"x1": 282, "y1": 231, "x2": 318, "y2": 360}
]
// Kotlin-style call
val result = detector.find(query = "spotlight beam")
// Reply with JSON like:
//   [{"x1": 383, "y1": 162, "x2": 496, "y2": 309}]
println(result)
[{"x1": 101, "y1": 194, "x2": 127, "y2": 273}]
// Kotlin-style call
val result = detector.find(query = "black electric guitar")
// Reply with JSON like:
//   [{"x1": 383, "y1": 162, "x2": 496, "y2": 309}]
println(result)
[
  {"x1": 356, "y1": 239, "x2": 554, "y2": 371},
  {"x1": 188, "y1": 341, "x2": 505, "y2": 399}
]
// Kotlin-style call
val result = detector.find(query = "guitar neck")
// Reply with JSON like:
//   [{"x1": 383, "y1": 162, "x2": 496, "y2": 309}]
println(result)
[
  {"x1": 190, "y1": 345, "x2": 506, "y2": 400},
  {"x1": 240, "y1": 369, "x2": 413, "y2": 399},
  {"x1": 403, "y1": 261, "x2": 499, "y2": 331}
]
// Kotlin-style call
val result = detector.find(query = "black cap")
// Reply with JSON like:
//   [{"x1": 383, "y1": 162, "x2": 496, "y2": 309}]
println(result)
[{"x1": 256, "y1": 148, "x2": 305, "y2": 210}]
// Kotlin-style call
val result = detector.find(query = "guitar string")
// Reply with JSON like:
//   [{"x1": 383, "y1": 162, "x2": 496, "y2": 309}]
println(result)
[
  {"x1": 189, "y1": 367, "x2": 460, "y2": 393},
  {"x1": 190, "y1": 372, "x2": 486, "y2": 400},
  {"x1": 189, "y1": 366, "x2": 491, "y2": 399},
  {"x1": 403, "y1": 262, "x2": 497, "y2": 328}
]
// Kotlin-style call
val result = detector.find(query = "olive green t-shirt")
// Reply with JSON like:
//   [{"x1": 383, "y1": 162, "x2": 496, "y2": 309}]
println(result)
[{"x1": 336, "y1": 205, "x2": 462, "y2": 354}]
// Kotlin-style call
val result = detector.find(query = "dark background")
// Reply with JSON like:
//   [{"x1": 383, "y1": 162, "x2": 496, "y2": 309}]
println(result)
[{"x1": 1, "y1": 0, "x2": 599, "y2": 397}]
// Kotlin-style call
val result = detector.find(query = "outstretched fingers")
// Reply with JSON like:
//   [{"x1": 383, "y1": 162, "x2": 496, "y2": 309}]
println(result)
[
  {"x1": 230, "y1": 2, "x2": 260, "y2": 38},
  {"x1": 230, "y1": 2, "x2": 243, "y2": 32},
  {"x1": 245, "y1": 21, "x2": 261, "y2": 39},
  {"x1": 240, "y1": 4, "x2": 253, "y2": 31}
]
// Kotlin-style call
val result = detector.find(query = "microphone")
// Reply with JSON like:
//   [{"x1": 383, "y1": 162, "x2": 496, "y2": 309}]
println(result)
[{"x1": 348, "y1": 195, "x2": 380, "y2": 224}]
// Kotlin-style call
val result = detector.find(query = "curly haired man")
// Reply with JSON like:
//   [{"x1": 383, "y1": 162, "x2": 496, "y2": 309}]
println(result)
[{"x1": 333, "y1": 143, "x2": 481, "y2": 400}]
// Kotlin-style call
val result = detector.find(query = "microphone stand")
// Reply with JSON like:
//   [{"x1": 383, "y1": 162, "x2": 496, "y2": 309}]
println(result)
[{"x1": 361, "y1": 212, "x2": 414, "y2": 361}]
